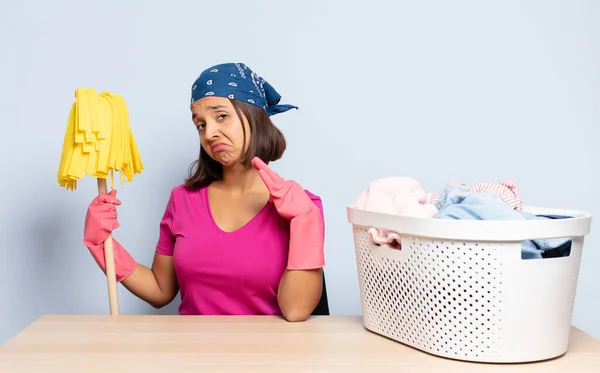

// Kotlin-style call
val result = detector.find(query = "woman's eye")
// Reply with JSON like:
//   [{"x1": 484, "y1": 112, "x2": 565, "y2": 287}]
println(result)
[
  {"x1": 217, "y1": 114, "x2": 228, "y2": 121},
  {"x1": 196, "y1": 123, "x2": 205, "y2": 131}
]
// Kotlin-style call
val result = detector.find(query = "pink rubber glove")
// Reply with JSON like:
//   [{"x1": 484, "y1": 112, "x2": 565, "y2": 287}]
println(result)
[
  {"x1": 252, "y1": 157, "x2": 325, "y2": 270},
  {"x1": 83, "y1": 190, "x2": 136, "y2": 282}
]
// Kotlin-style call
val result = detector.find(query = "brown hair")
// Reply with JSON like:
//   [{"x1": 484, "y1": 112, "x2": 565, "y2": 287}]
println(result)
[{"x1": 184, "y1": 99, "x2": 287, "y2": 189}]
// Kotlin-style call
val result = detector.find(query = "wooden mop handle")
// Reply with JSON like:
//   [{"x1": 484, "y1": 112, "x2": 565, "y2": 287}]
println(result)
[{"x1": 97, "y1": 178, "x2": 120, "y2": 316}]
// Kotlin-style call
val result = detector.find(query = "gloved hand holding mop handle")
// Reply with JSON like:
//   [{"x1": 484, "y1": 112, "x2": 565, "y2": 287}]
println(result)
[
  {"x1": 252, "y1": 157, "x2": 325, "y2": 269},
  {"x1": 84, "y1": 185, "x2": 136, "y2": 284}
]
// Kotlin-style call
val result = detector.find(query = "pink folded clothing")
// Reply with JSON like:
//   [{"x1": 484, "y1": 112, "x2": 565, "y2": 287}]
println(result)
[
  {"x1": 353, "y1": 177, "x2": 438, "y2": 249},
  {"x1": 428, "y1": 179, "x2": 523, "y2": 211}
]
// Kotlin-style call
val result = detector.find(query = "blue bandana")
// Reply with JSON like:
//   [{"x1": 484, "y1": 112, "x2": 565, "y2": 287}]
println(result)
[{"x1": 190, "y1": 62, "x2": 298, "y2": 117}]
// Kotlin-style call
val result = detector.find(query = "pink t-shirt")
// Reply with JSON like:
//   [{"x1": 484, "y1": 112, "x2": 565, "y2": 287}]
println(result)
[{"x1": 155, "y1": 184, "x2": 324, "y2": 316}]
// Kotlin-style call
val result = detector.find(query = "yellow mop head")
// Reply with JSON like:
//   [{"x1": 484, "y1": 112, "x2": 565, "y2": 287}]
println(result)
[{"x1": 57, "y1": 88, "x2": 144, "y2": 191}]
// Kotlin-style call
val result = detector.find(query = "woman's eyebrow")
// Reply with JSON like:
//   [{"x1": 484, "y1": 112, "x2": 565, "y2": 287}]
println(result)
[
  {"x1": 207, "y1": 105, "x2": 227, "y2": 110},
  {"x1": 192, "y1": 105, "x2": 229, "y2": 120}
]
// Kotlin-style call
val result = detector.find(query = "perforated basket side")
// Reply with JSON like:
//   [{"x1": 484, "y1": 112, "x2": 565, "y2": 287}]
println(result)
[{"x1": 354, "y1": 226, "x2": 505, "y2": 361}]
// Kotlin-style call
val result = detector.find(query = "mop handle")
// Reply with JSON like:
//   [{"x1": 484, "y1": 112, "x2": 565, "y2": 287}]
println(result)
[{"x1": 97, "y1": 178, "x2": 120, "y2": 316}]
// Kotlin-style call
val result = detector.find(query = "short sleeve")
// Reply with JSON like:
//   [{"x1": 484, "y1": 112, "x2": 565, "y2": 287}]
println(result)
[{"x1": 155, "y1": 189, "x2": 176, "y2": 256}]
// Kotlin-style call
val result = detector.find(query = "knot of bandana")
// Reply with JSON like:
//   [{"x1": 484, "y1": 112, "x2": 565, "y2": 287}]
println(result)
[{"x1": 190, "y1": 63, "x2": 298, "y2": 117}]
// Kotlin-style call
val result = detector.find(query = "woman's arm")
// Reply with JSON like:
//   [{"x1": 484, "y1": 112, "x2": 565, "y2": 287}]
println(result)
[
  {"x1": 277, "y1": 194, "x2": 326, "y2": 322},
  {"x1": 277, "y1": 268, "x2": 323, "y2": 321},
  {"x1": 84, "y1": 189, "x2": 179, "y2": 309},
  {"x1": 120, "y1": 188, "x2": 179, "y2": 309},
  {"x1": 121, "y1": 252, "x2": 179, "y2": 309},
  {"x1": 250, "y1": 158, "x2": 327, "y2": 321}
]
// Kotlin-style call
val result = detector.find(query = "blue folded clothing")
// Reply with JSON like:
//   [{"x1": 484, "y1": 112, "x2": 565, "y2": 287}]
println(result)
[{"x1": 435, "y1": 187, "x2": 572, "y2": 259}]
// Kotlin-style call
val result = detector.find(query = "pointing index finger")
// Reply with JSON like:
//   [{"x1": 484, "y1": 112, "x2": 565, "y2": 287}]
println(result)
[
  {"x1": 251, "y1": 156, "x2": 268, "y2": 170},
  {"x1": 252, "y1": 157, "x2": 283, "y2": 186}
]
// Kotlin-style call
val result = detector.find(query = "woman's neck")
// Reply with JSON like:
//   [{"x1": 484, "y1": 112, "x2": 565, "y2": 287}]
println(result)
[{"x1": 218, "y1": 163, "x2": 264, "y2": 195}]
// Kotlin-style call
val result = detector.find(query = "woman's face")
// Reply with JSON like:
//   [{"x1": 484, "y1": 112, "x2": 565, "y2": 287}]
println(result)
[{"x1": 191, "y1": 96, "x2": 250, "y2": 167}]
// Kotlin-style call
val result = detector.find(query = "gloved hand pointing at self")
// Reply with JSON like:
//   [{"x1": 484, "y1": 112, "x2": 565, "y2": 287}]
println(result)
[{"x1": 252, "y1": 157, "x2": 325, "y2": 270}]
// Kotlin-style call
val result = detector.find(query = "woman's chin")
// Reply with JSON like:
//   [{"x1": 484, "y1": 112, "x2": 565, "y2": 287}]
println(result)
[{"x1": 215, "y1": 154, "x2": 241, "y2": 168}]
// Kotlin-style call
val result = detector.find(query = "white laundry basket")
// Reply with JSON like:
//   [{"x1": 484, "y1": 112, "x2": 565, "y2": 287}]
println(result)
[{"x1": 346, "y1": 205, "x2": 593, "y2": 363}]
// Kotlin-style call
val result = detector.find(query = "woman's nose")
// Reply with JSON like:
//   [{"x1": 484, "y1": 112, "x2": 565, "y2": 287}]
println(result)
[{"x1": 204, "y1": 121, "x2": 219, "y2": 138}]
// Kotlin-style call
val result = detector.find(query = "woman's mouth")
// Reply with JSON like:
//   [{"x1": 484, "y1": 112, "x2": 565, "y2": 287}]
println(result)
[{"x1": 211, "y1": 142, "x2": 228, "y2": 152}]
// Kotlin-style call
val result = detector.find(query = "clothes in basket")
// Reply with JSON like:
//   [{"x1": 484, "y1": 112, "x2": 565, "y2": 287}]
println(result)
[
  {"x1": 429, "y1": 179, "x2": 523, "y2": 211},
  {"x1": 353, "y1": 178, "x2": 576, "y2": 259},
  {"x1": 352, "y1": 177, "x2": 438, "y2": 249},
  {"x1": 435, "y1": 186, "x2": 572, "y2": 259}
]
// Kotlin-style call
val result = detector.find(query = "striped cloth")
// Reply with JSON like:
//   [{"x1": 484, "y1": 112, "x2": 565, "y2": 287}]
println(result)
[{"x1": 428, "y1": 179, "x2": 523, "y2": 211}]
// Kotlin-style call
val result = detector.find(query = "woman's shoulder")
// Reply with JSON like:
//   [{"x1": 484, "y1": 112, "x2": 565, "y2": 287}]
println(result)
[
  {"x1": 163, "y1": 183, "x2": 207, "y2": 208},
  {"x1": 169, "y1": 183, "x2": 207, "y2": 196},
  {"x1": 303, "y1": 189, "x2": 324, "y2": 210},
  {"x1": 303, "y1": 189, "x2": 321, "y2": 201}
]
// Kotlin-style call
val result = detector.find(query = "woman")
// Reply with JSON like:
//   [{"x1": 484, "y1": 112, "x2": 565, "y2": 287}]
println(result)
[{"x1": 82, "y1": 62, "x2": 325, "y2": 321}]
